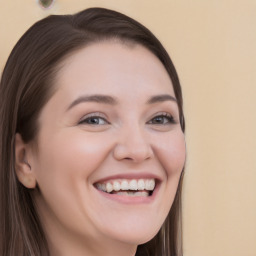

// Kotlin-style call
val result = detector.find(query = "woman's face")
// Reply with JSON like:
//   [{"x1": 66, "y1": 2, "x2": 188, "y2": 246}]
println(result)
[{"x1": 30, "y1": 42, "x2": 186, "y2": 250}]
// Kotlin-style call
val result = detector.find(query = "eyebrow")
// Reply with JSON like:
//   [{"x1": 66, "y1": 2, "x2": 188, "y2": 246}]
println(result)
[
  {"x1": 66, "y1": 94, "x2": 118, "y2": 111},
  {"x1": 146, "y1": 94, "x2": 177, "y2": 104},
  {"x1": 66, "y1": 93, "x2": 177, "y2": 111}
]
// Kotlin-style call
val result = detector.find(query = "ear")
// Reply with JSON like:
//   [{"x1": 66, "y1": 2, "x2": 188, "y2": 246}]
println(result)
[{"x1": 15, "y1": 133, "x2": 37, "y2": 189}]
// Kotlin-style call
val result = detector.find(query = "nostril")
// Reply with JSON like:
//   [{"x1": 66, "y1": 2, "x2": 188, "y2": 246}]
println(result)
[{"x1": 124, "y1": 157, "x2": 133, "y2": 160}]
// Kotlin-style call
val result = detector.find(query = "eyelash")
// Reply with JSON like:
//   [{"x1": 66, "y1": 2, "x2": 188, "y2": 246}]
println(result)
[
  {"x1": 78, "y1": 112, "x2": 176, "y2": 126},
  {"x1": 147, "y1": 112, "x2": 176, "y2": 125}
]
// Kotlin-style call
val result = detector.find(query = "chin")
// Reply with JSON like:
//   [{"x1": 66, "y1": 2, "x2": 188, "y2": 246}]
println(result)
[{"x1": 100, "y1": 221, "x2": 162, "y2": 245}]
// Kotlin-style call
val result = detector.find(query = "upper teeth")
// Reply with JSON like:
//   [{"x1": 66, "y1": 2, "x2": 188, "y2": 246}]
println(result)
[{"x1": 95, "y1": 179, "x2": 155, "y2": 193}]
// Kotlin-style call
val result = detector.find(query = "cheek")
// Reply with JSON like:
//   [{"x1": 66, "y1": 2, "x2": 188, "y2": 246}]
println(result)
[
  {"x1": 37, "y1": 130, "x2": 111, "y2": 181},
  {"x1": 33, "y1": 130, "x2": 113, "y2": 213},
  {"x1": 153, "y1": 130, "x2": 186, "y2": 176},
  {"x1": 153, "y1": 130, "x2": 186, "y2": 210}
]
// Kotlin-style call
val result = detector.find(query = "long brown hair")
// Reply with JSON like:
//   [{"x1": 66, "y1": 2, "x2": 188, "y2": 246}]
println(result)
[{"x1": 0, "y1": 7, "x2": 185, "y2": 256}]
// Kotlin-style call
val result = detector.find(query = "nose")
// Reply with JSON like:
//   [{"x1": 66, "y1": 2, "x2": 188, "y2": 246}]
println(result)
[{"x1": 113, "y1": 125, "x2": 154, "y2": 163}]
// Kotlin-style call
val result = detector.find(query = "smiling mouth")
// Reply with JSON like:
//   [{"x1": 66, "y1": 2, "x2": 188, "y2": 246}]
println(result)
[{"x1": 94, "y1": 179, "x2": 156, "y2": 197}]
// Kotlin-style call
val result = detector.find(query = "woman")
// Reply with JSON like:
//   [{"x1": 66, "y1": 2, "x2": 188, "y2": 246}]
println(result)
[{"x1": 0, "y1": 7, "x2": 186, "y2": 256}]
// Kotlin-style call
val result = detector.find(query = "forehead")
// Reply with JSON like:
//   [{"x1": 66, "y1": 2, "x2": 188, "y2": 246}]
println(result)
[{"x1": 54, "y1": 41, "x2": 175, "y2": 99}]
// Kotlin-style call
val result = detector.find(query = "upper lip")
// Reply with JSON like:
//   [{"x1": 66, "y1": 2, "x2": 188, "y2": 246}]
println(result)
[{"x1": 93, "y1": 172, "x2": 162, "y2": 184}]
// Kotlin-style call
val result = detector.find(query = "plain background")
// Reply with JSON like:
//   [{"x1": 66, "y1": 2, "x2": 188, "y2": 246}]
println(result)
[{"x1": 0, "y1": 1, "x2": 255, "y2": 256}]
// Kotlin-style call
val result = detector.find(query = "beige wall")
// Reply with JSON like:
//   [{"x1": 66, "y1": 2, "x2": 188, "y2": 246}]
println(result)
[{"x1": 1, "y1": 1, "x2": 255, "y2": 255}]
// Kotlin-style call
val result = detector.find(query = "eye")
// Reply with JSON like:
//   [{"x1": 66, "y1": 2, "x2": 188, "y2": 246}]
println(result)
[
  {"x1": 78, "y1": 113, "x2": 109, "y2": 125},
  {"x1": 147, "y1": 113, "x2": 176, "y2": 125}
]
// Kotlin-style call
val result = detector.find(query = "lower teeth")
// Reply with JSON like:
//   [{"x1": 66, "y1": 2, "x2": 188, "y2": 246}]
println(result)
[{"x1": 114, "y1": 191, "x2": 149, "y2": 197}]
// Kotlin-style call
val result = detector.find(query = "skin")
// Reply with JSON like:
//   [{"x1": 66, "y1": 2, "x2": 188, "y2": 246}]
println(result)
[{"x1": 15, "y1": 41, "x2": 186, "y2": 256}]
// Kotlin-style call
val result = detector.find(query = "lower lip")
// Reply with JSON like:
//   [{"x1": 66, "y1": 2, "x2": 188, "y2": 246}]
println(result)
[{"x1": 94, "y1": 184, "x2": 160, "y2": 204}]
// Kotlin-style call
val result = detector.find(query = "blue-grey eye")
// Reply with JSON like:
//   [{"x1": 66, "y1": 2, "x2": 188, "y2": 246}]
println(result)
[
  {"x1": 149, "y1": 115, "x2": 175, "y2": 125},
  {"x1": 80, "y1": 116, "x2": 108, "y2": 125}
]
